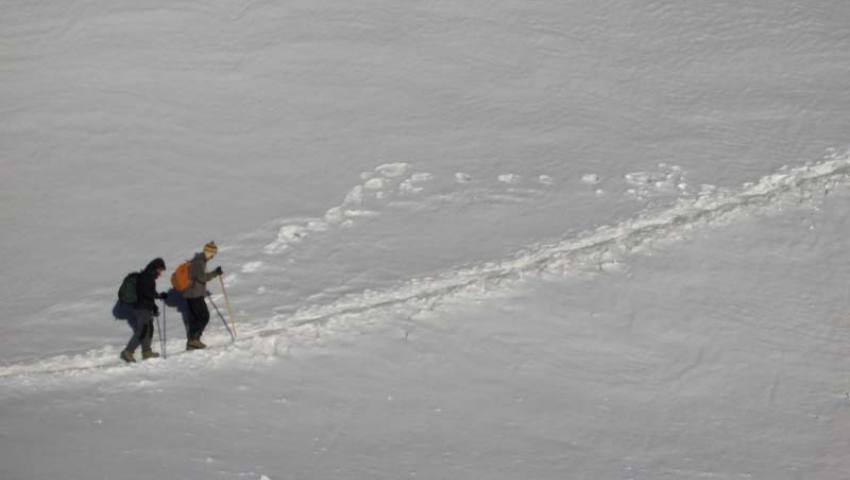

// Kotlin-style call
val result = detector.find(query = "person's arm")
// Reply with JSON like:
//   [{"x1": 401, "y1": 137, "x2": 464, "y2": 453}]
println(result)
[
  {"x1": 138, "y1": 274, "x2": 158, "y2": 304},
  {"x1": 191, "y1": 257, "x2": 218, "y2": 284}
]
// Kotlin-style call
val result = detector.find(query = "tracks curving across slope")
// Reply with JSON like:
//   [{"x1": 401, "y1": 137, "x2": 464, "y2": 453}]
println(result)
[{"x1": 2, "y1": 152, "x2": 849, "y2": 386}]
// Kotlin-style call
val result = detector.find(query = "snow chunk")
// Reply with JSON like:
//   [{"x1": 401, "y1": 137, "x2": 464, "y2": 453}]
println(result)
[
  {"x1": 344, "y1": 209, "x2": 379, "y2": 218},
  {"x1": 498, "y1": 174, "x2": 520, "y2": 184},
  {"x1": 324, "y1": 207, "x2": 344, "y2": 224},
  {"x1": 307, "y1": 221, "x2": 329, "y2": 232},
  {"x1": 264, "y1": 224, "x2": 308, "y2": 254},
  {"x1": 343, "y1": 185, "x2": 364, "y2": 206},
  {"x1": 455, "y1": 172, "x2": 472, "y2": 183},
  {"x1": 399, "y1": 180, "x2": 423, "y2": 195},
  {"x1": 375, "y1": 163, "x2": 410, "y2": 178},
  {"x1": 624, "y1": 164, "x2": 689, "y2": 198},
  {"x1": 409, "y1": 172, "x2": 434, "y2": 183},
  {"x1": 581, "y1": 173, "x2": 600, "y2": 185},
  {"x1": 276, "y1": 225, "x2": 307, "y2": 242},
  {"x1": 399, "y1": 172, "x2": 434, "y2": 195},
  {"x1": 364, "y1": 178, "x2": 386, "y2": 191}
]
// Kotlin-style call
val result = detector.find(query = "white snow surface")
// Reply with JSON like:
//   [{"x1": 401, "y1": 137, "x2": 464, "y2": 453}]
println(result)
[{"x1": 3, "y1": 1, "x2": 850, "y2": 479}]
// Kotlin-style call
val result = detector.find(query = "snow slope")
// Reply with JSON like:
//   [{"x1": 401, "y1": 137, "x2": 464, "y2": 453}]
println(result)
[{"x1": 3, "y1": 1, "x2": 850, "y2": 478}]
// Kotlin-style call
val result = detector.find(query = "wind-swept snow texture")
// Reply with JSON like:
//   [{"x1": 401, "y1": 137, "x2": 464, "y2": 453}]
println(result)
[{"x1": 3, "y1": 1, "x2": 850, "y2": 479}]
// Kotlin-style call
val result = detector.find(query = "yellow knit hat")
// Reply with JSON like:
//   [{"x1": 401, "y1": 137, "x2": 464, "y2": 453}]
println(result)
[{"x1": 203, "y1": 241, "x2": 218, "y2": 256}]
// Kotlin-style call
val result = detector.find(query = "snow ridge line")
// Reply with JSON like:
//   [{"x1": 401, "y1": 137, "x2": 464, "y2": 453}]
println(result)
[{"x1": 2, "y1": 153, "x2": 849, "y2": 380}]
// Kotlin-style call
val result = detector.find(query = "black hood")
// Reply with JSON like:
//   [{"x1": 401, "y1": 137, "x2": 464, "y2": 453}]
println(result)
[{"x1": 143, "y1": 257, "x2": 166, "y2": 273}]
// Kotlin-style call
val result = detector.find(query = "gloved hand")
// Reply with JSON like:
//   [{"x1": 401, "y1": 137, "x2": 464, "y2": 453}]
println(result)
[
  {"x1": 214, "y1": 266, "x2": 223, "y2": 276},
  {"x1": 159, "y1": 292, "x2": 168, "y2": 300}
]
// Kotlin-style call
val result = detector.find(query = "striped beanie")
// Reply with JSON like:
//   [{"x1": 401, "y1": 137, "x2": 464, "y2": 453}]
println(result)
[{"x1": 203, "y1": 241, "x2": 218, "y2": 256}]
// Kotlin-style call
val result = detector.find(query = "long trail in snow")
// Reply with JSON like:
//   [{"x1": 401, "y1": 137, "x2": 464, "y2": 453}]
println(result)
[{"x1": 2, "y1": 152, "x2": 849, "y2": 382}]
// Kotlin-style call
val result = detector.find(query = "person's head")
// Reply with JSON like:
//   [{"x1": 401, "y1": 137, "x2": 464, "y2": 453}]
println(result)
[
  {"x1": 203, "y1": 241, "x2": 218, "y2": 260},
  {"x1": 150, "y1": 258, "x2": 166, "y2": 278}
]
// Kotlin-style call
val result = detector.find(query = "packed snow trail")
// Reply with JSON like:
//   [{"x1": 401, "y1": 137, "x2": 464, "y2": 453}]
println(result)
[{"x1": 2, "y1": 152, "x2": 849, "y2": 386}]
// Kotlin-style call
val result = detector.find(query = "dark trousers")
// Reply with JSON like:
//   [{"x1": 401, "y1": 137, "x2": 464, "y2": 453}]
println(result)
[
  {"x1": 186, "y1": 297, "x2": 210, "y2": 340},
  {"x1": 127, "y1": 309, "x2": 154, "y2": 353}
]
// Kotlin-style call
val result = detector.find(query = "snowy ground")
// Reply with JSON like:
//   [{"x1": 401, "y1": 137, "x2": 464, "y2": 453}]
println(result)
[{"x1": 3, "y1": 1, "x2": 850, "y2": 479}]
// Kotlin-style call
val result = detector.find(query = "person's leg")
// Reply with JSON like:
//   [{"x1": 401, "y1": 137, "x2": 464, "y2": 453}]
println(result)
[
  {"x1": 195, "y1": 299, "x2": 210, "y2": 340},
  {"x1": 140, "y1": 312, "x2": 154, "y2": 353},
  {"x1": 185, "y1": 298, "x2": 209, "y2": 349},
  {"x1": 186, "y1": 298, "x2": 203, "y2": 339},
  {"x1": 124, "y1": 310, "x2": 152, "y2": 361},
  {"x1": 125, "y1": 310, "x2": 145, "y2": 353}
]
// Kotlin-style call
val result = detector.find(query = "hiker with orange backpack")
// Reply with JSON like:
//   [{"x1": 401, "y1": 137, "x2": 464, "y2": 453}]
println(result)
[{"x1": 173, "y1": 242, "x2": 223, "y2": 350}]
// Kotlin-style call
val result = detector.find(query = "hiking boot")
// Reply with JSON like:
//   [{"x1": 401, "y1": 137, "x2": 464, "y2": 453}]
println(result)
[
  {"x1": 186, "y1": 338, "x2": 206, "y2": 351},
  {"x1": 142, "y1": 350, "x2": 160, "y2": 360},
  {"x1": 120, "y1": 350, "x2": 136, "y2": 363}
]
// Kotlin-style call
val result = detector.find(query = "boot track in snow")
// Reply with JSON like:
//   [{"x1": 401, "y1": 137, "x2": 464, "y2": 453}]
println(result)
[{"x1": 2, "y1": 152, "x2": 850, "y2": 385}]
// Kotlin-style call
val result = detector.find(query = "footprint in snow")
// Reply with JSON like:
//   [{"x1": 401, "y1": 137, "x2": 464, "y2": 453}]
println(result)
[{"x1": 263, "y1": 162, "x2": 438, "y2": 255}]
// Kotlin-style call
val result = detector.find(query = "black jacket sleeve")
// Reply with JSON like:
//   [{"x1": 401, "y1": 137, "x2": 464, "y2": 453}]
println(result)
[{"x1": 135, "y1": 271, "x2": 158, "y2": 311}]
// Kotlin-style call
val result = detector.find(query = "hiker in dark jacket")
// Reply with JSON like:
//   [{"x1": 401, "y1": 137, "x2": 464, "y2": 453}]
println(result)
[
  {"x1": 121, "y1": 258, "x2": 168, "y2": 363},
  {"x1": 183, "y1": 242, "x2": 222, "y2": 350}
]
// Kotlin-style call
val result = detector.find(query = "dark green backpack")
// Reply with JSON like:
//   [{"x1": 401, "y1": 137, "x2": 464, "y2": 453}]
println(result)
[{"x1": 118, "y1": 272, "x2": 140, "y2": 304}]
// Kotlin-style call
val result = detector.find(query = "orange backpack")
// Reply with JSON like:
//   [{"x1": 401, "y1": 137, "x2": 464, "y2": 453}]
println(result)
[{"x1": 171, "y1": 261, "x2": 193, "y2": 293}]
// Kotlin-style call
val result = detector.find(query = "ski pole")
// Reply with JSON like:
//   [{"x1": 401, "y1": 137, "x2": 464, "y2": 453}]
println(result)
[
  {"x1": 154, "y1": 311, "x2": 163, "y2": 357},
  {"x1": 218, "y1": 275, "x2": 237, "y2": 337},
  {"x1": 161, "y1": 299, "x2": 167, "y2": 359},
  {"x1": 207, "y1": 292, "x2": 236, "y2": 342}
]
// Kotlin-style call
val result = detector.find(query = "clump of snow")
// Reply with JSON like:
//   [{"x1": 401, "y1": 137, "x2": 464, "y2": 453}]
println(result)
[
  {"x1": 264, "y1": 225, "x2": 309, "y2": 254},
  {"x1": 498, "y1": 174, "x2": 520, "y2": 184},
  {"x1": 409, "y1": 172, "x2": 434, "y2": 183},
  {"x1": 343, "y1": 185, "x2": 364, "y2": 206},
  {"x1": 581, "y1": 173, "x2": 600, "y2": 185},
  {"x1": 455, "y1": 172, "x2": 472, "y2": 183},
  {"x1": 324, "y1": 206, "x2": 345, "y2": 224},
  {"x1": 624, "y1": 164, "x2": 689, "y2": 198},
  {"x1": 363, "y1": 178, "x2": 386, "y2": 191},
  {"x1": 399, "y1": 172, "x2": 434, "y2": 195},
  {"x1": 375, "y1": 163, "x2": 410, "y2": 178}
]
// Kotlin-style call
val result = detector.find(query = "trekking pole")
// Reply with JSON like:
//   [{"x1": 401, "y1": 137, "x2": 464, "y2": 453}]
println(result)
[
  {"x1": 207, "y1": 292, "x2": 236, "y2": 342},
  {"x1": 154, "y1": 312, "x2": 164, "y2": 357},
  {"x1": 218, "y1": 275, "x2": 237, "y2": 337},
  {"x1": 161, "y1": 299, "x2": 167, "y2": 359}
]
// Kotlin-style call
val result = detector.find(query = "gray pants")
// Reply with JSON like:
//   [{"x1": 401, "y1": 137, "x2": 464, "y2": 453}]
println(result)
[{"x1": 126, "y1": 309, "x2": 155, "y2": 353}]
